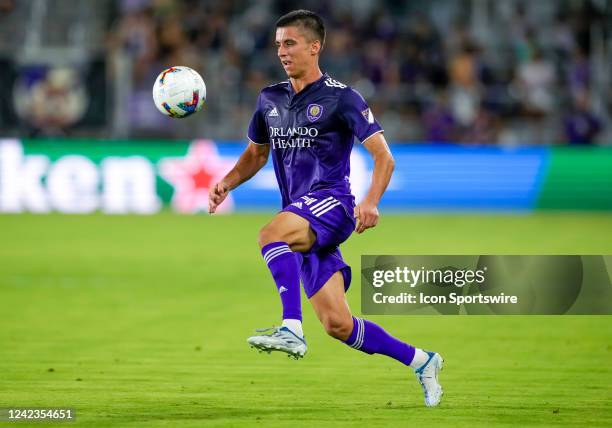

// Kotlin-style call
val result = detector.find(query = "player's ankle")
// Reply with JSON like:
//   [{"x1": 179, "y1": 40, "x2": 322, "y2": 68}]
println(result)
[
  {"x1": 409, "y1": 348, "x2": 430, "y2": 369},
  {"x1": 282, "y1": 319, "x2": 303, "y2": 338}
]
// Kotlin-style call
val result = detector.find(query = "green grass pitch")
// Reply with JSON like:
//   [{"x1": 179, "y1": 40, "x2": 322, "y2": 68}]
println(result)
[{"x1": 1, "y1": 213, "x2": 611, "y2": 427}]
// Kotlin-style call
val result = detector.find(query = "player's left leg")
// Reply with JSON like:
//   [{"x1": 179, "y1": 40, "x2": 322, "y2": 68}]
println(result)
[{"x1": 309, "y1": 272, "x2": 444, "y2": 407}]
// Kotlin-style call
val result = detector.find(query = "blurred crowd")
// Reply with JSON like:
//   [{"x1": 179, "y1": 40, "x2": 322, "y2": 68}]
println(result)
[
  {"x1": 2, "y1": 0, "x2": 609, "y2": 144},
  {"x1": 106, "y1": 0, "x2": 611, "y2": 144}
]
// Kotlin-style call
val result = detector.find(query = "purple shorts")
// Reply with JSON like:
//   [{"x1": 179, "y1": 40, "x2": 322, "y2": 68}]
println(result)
[{"x1": 283, "y1": 191, "x2": 356, "y2": 298}]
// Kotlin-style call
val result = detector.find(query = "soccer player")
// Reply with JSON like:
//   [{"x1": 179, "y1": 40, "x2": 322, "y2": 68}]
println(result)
[{"x1": 209, "y1": 10, "x2": 444, "y2": 406}]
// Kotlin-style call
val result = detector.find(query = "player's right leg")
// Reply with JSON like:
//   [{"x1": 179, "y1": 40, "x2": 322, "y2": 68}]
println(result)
[
  {"x1": 246, "y1": 211, "x2": 315, "y2": 358},
  {"x1": 309, "y1": 272, "x2": 444, "y2": 407}
]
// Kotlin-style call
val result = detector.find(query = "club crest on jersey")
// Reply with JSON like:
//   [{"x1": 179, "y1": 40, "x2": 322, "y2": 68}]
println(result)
[{"x1": 306, "y1": 104, "x2": 323, "y2": 122}]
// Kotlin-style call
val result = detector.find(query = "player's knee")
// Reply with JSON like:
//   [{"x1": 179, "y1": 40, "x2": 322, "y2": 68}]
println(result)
[
  {"x1": 257, "y1": 224, "x2": 278, "y2": 248},
  {"x1": 322, "y1": 314, "x2": 353, "y2": 341}
]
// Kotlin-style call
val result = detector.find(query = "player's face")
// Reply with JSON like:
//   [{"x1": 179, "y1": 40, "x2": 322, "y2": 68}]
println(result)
[{"x1": 275, "y1": 26, "x2": 319, "y2": 78}]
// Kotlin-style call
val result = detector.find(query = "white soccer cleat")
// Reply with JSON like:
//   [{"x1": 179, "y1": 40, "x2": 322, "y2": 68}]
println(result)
[
  {"x1": 247, "y1": 326, "x2": 307, "y2": 360},
  {"x1": 414, "y1": 351, "x2": 444, "y2": 407}
]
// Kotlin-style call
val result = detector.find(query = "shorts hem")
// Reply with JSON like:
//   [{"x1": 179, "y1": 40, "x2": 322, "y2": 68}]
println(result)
[{"x1": 305, "y1": 265, "x2": 352, "y2": 299}]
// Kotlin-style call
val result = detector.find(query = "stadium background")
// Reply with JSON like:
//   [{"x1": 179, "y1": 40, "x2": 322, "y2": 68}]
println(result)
[{"x1": 0, "y1": 0, "x2": 611, "y2": 427}]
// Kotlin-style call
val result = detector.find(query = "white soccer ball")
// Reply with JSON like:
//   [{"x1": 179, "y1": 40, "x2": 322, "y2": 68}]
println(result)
[{"x1": 152, "y1": 66, "x2": 206, "y2": 118}]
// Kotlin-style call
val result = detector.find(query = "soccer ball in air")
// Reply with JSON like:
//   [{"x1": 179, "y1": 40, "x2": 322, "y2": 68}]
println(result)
[{"x1": 152, "y1": 66, "x2": 206, "y2": 118}]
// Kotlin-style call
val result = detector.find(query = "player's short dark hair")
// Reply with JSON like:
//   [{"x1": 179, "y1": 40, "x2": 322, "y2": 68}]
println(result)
[{"x1": 275, "y1": 10, "x2": 326, "y2": 49}]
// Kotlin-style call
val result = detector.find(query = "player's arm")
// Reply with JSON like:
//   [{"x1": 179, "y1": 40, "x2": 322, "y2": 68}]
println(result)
[
  {"x1": 209, "y1": 142, "x2": 270, "y2": 214},
  {"x1": 354, "y1": 132, "x2": 395, "y2": 233}
]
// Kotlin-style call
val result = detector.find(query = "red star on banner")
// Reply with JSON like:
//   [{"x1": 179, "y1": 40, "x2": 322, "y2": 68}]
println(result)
[{"x1": 159, "y1": 140, "x2": 235, "y2": 213}]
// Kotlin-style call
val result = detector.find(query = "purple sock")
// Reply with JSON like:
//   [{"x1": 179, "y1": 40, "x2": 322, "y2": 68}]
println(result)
[
  {"x1": 261, "y1": 242, "x2": 302, "y2": 321},
  {"x1": 344, "y1": 317, "x2": 415, "y2": 366}
]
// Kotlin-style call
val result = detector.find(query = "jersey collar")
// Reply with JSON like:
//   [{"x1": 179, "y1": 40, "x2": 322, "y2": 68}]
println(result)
[{"x1": 288, "y1": 72, "x2": 328, "y2": 102}]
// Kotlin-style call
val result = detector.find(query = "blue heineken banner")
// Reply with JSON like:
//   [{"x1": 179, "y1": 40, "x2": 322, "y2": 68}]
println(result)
[{"x1": 0, "y1": 138, "x2": 610, "y2": 214}]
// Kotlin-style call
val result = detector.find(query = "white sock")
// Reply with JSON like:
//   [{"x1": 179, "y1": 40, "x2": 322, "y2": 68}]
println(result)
[
  {"x1": 282, "y1": 319, "x2": 303, "y2": 338},
  {"x1": 409, "y1": 348, "x2": 430, "y2": 369}
]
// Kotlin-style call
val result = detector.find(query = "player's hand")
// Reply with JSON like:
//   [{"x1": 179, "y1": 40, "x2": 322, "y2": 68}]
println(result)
[
  {"x1": 354, "y1": 200, "x2": 379, "y2": 234},
  {"x1": 208, "y1": 181, "x2": 229, "y2": 214}
]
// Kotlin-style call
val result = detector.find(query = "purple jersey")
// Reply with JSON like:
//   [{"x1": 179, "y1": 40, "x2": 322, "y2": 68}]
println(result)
[{"x1": 248, "y1": 73, "x2": 383, "y2": 208}]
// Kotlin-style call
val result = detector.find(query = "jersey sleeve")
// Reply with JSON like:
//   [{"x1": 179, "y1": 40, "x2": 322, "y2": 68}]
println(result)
[
  {"x1": 337, "y1": 88, "x2": 383, "y2": 144},
  {"x1": 247, "y1": 94, "x2": 269, "y2": 145}
]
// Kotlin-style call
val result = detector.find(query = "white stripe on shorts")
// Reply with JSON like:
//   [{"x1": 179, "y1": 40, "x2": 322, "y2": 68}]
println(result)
[
  {"x1": 309, "y1": 196, "x2": 334, "y2": 211},
  {"x1": 311, "y1": 199, "x2": 338, "y2": 216},
  {"x1": 314, "y1": 201, "x2": 341, "y2": 217}
]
